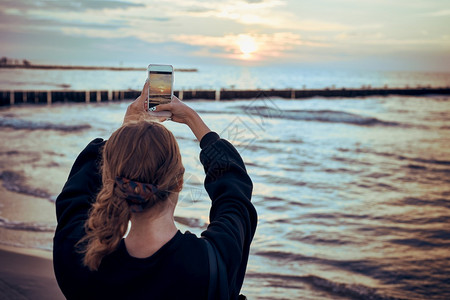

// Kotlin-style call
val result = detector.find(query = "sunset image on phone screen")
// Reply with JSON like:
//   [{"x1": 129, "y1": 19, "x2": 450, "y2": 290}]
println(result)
[{"x1": 148, "y1": 71, "x2": 172, "y2": 106}]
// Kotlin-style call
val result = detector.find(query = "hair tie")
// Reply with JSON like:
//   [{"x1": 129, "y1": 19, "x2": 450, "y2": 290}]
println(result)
[{"x1": 115, "y1": 176, "x2": 158, "y2": 212}]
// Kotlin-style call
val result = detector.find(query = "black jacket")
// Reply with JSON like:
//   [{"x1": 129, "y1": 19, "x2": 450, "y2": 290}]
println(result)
[{"x1": 53, "y1": 132, "x2": 257, "y2": 300}]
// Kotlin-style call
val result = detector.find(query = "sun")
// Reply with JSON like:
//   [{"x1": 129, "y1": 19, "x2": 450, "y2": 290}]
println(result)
[{"x1": 237, "y1": 35, "x2": 258, "y2": 59}]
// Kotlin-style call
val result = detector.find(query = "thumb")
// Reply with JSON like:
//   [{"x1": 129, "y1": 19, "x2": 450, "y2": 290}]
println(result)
[{"x1": 141, "y1": 79, "x2": 149, "y2": 99}]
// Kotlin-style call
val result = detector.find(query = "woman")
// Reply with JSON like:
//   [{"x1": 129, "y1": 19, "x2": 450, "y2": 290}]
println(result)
[{"x1": 53, "y1": 80, "x2": 258, "y2": 300}]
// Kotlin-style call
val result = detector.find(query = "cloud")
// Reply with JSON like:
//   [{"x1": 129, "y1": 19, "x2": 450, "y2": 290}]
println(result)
[
  {"x1": 173, "y1": 32, "x2": 328, "y2": 61},
  {"x1": 334, "y1": 31, "x2": 450, "y2": 47},
  {"x1": 0, "y1": 11, "x2": 123, "y2": 32},
  {"x1": 59, "y1": 27, "x2": 130, "y2": 39},
  {"x1": 1, "y1": 0, "x2": 449, "y2": 70},
  {"x1": 0, "y1": 0, "x2": 144, "y2": 12},
  {"x1": 169, "y1": 0, "x2": 350, "y2": 32},
  {"x1": 171, "y1": 0, "x2": 284, "y2": 26},
  {"x1": 0, "y1": 0, "x2": 156, "y2": 40},
  {"x1": 73, "y1": 0, "x2": 145, "y2": 11},
  {"x1": 425, "y1": 9, "x2": 450, "y2": 17},
  {"x1": 1, "y1": 0, "x2": 349, "y2": 46},
  {"x1": 291, "y1": 20, "x2": 351, "y2": 32},
  {"x1": 0, "y1": 0, "x2": 146, "y2": 31}
]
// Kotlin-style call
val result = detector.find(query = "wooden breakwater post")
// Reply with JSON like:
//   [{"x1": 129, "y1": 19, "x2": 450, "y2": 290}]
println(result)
[
  {"x1": 47, "y1": 91, "x2": 51, "y2": 104},
  {"x1": 1, "y1": 90, "x2": 145, "y2": 106},
  {"x1": 0, "y1": 91, "x2": 52, "y2": 105},
  {"x1": 178, "y1": 90, "x2": 215, "y2": 100},
  {"x1": 1, "y1": 87, "x2": 450, "y2": 107}
]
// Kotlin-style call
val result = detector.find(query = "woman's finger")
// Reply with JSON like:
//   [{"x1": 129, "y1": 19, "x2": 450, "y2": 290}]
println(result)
[
  {"x1": 140, "y1": 79, "x2": 149, "y2": 111},
  {"x1": 154, "y1": 102, "x2": 172, "y2": 112}
]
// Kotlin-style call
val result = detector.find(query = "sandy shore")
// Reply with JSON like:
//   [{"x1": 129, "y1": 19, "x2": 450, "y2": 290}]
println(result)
[{"x1": 0, "y1": 245, "x2": 64, "y2": 300}]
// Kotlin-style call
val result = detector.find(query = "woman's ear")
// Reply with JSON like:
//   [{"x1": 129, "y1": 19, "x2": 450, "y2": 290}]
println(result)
[{"x1": 176, "y1": 175, "x2": 184, "y2": 192}]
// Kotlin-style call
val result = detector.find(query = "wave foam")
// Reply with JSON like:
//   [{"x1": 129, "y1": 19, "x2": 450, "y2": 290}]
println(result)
[
  {"x1": 0, "y1": 117, "x2": 91, "y2": 131},
  {"x1": 244, "y1": 106, "x2": 400, "y2": 126},
  {"x1": 174, "y1": 216, "x2": 207, "y2": 229},
  {"x1": 0, "y1": 217, "x2": 55, "y2": 232},
  {"x1": 247, "y1": 272, "x2": 399, "y2": 300},
  {"x1": 0, "y1": 170, "x2": 52, "y2": 199}
]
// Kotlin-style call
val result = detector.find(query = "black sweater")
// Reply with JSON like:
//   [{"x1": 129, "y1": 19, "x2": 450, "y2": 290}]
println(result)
[{"x1": 53, "y1": 132, "x2": 257, "y2": 300}]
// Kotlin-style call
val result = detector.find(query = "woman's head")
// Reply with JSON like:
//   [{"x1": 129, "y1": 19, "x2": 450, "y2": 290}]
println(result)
[
  {"x1": 80, "y1": 120, "x2": 184, "y2": 271},
  {"x1": 104, "y1": 120, "x2": 185, "y2": 207}
]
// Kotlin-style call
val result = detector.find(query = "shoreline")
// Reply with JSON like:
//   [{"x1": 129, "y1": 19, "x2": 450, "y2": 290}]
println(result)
[
  {"x1": 0, "y1": 244, "x2": 64, "y2": 300},
  {"x1": 0, "y1": 244, "x2": 52, "y2": 260}
]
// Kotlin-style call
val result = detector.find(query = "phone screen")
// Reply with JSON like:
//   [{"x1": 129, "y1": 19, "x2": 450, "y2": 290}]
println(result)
[{"x1": 148, "y1": 69, "x2": 173, "y2": 108}]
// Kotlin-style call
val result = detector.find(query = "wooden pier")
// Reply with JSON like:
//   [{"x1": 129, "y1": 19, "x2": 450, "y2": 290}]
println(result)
[{"x1": 1, "y1": 87, "x2": 449, "y2": 106}]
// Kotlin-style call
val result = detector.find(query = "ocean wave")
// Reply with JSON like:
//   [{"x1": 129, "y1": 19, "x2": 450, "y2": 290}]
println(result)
[
  {"x1": 325, "y1": 210, "x2": 450, "y2": 226},
  {"x1": 0, "y1": 217, "x2": 55, "y2": 232},
  {"x1": 286, "y1": 231, "x2": 354, "y2": 245},
  {"x1": 246, "y1": 272, "x2": 400, "y2": 300},
  {"x1": 174, "y1": 216, "x2": 207, "y2": 229},
  {"x1": 0, "y1": 79, "x2": 71, "y2": 88},
  {"x1": 262, "y1": 173, "x2": 310, "y2": 187},
  {"x1": 382, "y1": 214, "x2": 450, "y2": 225},
  {"x1": 0, "y1": 117, "x2": 91, "y2": 131},
  {"x1": 397, "y1": 155, "x2": 450, "y2": 166},
  {"x1": 260, "y1": 138, "x2": 304, "y2": 144},
  {"x1": 0, "y1": 170, "x2": 52, "y2": 199},
  {"x1": 358, "y1": 149, "x2": 450, "y2": 167},
  {"x1": 337, "y1": 149, "x2": 450, "y2": 175},
  {"x1": 253, "y1": 250, "x2": 448, "y2": 298},
  {"x1": 242, "y1": 106, "x2": 400, "y2": 126},
  {"x1": 389, "y1": 238, "x2": 445, "y2": 248},
  {"x1": 396, "y1": 197, "x2": 450, "y2": 209}
]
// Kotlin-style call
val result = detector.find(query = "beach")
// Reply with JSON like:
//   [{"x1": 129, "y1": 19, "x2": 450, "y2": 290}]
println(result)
[{"x1": 0, "y1": 245, "x2": 64, "y2": 299}]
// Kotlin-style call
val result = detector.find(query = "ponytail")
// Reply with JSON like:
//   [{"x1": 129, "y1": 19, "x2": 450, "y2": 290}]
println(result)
[{"x1": 78, "y1": 179, "x2": 130, "y2": 271}]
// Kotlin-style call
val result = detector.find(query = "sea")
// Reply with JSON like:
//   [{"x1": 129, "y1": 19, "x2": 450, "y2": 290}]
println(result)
[{"x1": 0, "y1": 66, "x2": 449, "y2": 299}]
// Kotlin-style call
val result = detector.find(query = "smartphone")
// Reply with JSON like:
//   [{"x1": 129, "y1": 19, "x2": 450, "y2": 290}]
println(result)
[{"x1": 147, "y1": 64, "x2": 173, "y2": 110}]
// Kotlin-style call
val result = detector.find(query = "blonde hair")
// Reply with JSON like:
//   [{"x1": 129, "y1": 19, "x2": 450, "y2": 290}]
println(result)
[{"x1": 78, "y1": 120, "x2": 184, "y2": 271}]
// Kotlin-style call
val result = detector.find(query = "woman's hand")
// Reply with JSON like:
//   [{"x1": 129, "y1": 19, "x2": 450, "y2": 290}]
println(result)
[
  {"x1": 153, "y1": 96, "x2": 195, "y2": 124},
  {"x1": 154, "y1": 96, "x2": 211, "y2": 142},
  {"x1": 123, "y1": 80, "x2": 172, "y2": 124}
]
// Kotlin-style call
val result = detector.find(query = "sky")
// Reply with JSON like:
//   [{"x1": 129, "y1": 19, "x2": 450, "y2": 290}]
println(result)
[{"x1": 0, "y1": 0, "x2": 449, "y2": 71}]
